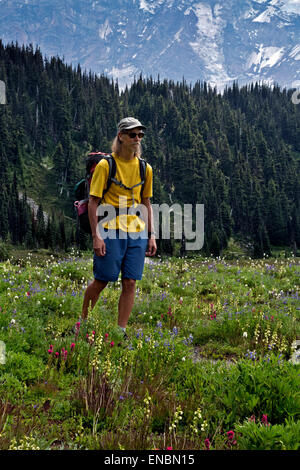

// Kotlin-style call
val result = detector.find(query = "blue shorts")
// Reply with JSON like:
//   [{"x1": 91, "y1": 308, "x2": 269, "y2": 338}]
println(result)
[{"x1": 93, "y1": 229, "x2": 148, "y2": 282}]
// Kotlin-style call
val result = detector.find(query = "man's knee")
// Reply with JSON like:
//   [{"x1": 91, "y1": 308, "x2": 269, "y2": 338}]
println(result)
[
  {"x1": 122, "y1": 278, "x2": 136, "y2": 292},
  {"x1": 93, "y1": 279, "x2": 108, "y2": 292}
]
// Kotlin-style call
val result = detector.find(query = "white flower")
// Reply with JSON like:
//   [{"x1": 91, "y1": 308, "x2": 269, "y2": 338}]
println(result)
[
  {"x1": 243, "y1": 332, "x2": 248, "y2": 338},
  {"x1": 182, "y1": 357, "x2": 186, "y2": 361},
  {"x1": 10, "y1": 319, "x2": 16, "y2": 324}
]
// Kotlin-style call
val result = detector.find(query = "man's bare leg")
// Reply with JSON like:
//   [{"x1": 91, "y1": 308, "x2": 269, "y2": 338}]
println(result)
[
  {"x1": 118, "y1": 278, "x2": 136, "y2": 328},
  {"x1": 81, "y1": 279, "x2": 108, "y2": 319}
]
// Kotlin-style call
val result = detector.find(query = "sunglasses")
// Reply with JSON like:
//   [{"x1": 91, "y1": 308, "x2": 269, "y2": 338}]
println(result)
[{"x1": 124, "y1": 131, "x2": 145, "y2": 139}]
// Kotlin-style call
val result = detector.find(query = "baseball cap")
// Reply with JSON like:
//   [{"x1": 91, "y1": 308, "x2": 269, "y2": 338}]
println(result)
[{"x1": 117, "y1": 117, "x2": 146, "y2": 132}]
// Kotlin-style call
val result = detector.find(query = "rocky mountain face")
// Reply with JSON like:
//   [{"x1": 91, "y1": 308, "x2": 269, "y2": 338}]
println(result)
[{"x1": 0, "y1": 0, "x2": 299, "y2": 90}]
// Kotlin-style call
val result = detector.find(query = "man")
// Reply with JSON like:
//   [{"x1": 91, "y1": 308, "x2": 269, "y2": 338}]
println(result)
[{"x1": 81, "y1": 117, "x2": 157, "y2": 338}]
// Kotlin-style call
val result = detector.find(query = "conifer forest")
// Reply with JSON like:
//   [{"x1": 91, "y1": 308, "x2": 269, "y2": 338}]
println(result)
[{"x1": 0, "y1": 41, "x2": 299, "y2": 257}]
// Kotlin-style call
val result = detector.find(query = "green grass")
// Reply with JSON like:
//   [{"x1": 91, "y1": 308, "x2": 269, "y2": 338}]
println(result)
[{"x1": 0, "y1": 250, "x2": 299, "y2": 450}]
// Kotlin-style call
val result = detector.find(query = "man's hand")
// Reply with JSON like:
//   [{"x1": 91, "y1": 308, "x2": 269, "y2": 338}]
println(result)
[
  {"x1": 146, "y1": 237, "x2": 157, "y2": 257},
  {"x1": 93, "y1": 235, "x2": 106, "y2": 257}
]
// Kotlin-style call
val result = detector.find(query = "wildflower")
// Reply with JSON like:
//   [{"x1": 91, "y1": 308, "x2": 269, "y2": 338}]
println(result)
[
  {"x1": 55, "y1": 352, "x2": 59, "y2": 357},
  {"x1": 47, "y1": 349, "x2": 53, "y2": 354},
  {"x1": 204, "y1": 438, "x2": 210, "y2": 450},
  {"x1": 261, "y1": 414, "x2": 269, "y2": 426},
  {"x1": 105, "y1": 333, "x2": 109, "y2": 339},
  {"x1": 166, "y1": 446, "x2": 173, "y2": 450},
  {"x1": 26, "y1": 292, "x2": 30, "y2": 297},
  {"x1": 179, "y1": 297, "x2": 183, "y2": 304},
  {"x1": 70, "y1": 343, "x2": 75, "y2": 351},
  {"x1": 227, "y1": 430, "x2": 235, "y2": 440},
  {"x1": 243, "y1": 331, "x2": 248, "y2": 338},
  {"x1": 110, "y1": 341, "x2": 114, "y2": 347}
]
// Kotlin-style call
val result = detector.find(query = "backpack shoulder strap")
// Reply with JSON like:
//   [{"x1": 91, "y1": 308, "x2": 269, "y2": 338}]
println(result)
[
  {"x1": 102, "y1": 154, "x2": 116, "y2": 194},
  {"x1": 139, "y1": 158, "x2": 147, "y2": 198}
]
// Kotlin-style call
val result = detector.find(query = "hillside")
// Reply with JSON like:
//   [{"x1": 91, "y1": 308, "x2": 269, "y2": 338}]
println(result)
[{"x1": 0, "y1": 41, "x2": 300, "y2": 256}]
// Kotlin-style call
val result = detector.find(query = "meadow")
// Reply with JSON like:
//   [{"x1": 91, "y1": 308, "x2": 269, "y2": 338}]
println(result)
[{"x1": 0, "y1": 249, "x2": 299, "y2": 451}]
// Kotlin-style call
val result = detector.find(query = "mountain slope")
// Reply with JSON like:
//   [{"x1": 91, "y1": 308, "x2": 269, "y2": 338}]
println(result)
[{"x1": 0, "y1": 0, "x2": 299, "y2": 89}]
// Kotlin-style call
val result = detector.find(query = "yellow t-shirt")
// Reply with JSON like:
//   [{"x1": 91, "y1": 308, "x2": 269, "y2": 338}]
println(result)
[{"x1": 89, "y1": 152, "x2": 153, "y2": 232}]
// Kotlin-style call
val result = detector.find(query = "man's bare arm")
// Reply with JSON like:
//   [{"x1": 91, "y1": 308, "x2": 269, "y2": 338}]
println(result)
[
  {"x1": 88, "y1": 195, "x2": 106, "y2": 256},
  {"x1": 141, "y1": 197, "x2": 157, "y2": 256}
]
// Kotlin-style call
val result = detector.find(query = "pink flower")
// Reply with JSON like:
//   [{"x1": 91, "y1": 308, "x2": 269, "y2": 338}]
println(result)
[
  {"x1": 166, "y1": 446, "x2": 173, "y2": 450},
  {"x1": 55, "y1": 352, "x2": 59, "y2": 357},
  {"x1": 227, "y1": 430, "x2": 235, "y2": 440},
  {"x1": 204, "y1": 438, "x2": 210, "y2": 450},
  {"x1": 250, "y1": 415, "x2": 256, "y2": 422},
  {"x1": 70, "y1": 343, "x2": 75, "y2": 351},
  {"x1": 110, "y1": 341, "x2": 114, "y2": 347},
  {"x1": 105, "y1": 333, "x2": 109, "y2": 338},
  {"x1": 26, "y1": 292, "x2": 30, "y2": 297},
  {"x1": 92, "y1": 331, "x2": 95, "y2": 335},
  {"x1": 261, "y1": 414, "x2": 269, "y2": 425},
  {"x1": 48, "y1": 349, "x2": 53, "y2": 354}
]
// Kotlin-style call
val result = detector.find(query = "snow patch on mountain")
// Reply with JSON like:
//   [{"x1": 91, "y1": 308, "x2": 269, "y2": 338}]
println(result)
[
  {"x1": 99, "y1": 19, "x2": 112, "y2": 40},
  {"x1": 290, "y1": 43, "x2": 300, "y2": 59},
  {"x1": 189, "y1": 3, "x2": 234, "y2": 85},
  {"x1": 247, "y1": 45, "x2": 285, "y2": 71},
  {"x1": 253, "y1": 6, "x2": 277, "y2": 22},
  {"x1": 139, "y1": 0, "x2": 170, "y2": 14},
  {"x1": 159, "y1": 27, "x2": 184, "y2": 56},
  {"x1": 106, "y1": 64, "x2": 138, "y2": 89},
  {"x1": 281, "y1": 0, "x2": 300, "y2": 15},
  {"x1": 139, "y1": 0, "x2": 156, "y2": 14}
]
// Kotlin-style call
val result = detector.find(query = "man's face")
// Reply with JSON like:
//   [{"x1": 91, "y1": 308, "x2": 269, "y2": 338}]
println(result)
[{"x1": 119, "y1": 127, "x2": 144, "y2": 150}]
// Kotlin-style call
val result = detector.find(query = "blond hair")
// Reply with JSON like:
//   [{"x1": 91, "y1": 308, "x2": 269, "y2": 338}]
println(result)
[{"x1": 111, "y1": 134, "x2": 142, "y2": 158}]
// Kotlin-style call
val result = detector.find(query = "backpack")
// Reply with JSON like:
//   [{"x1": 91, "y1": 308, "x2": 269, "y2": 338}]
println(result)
[{"x1": 74, "y1": 152, "x2": 147, "y2": 234}]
